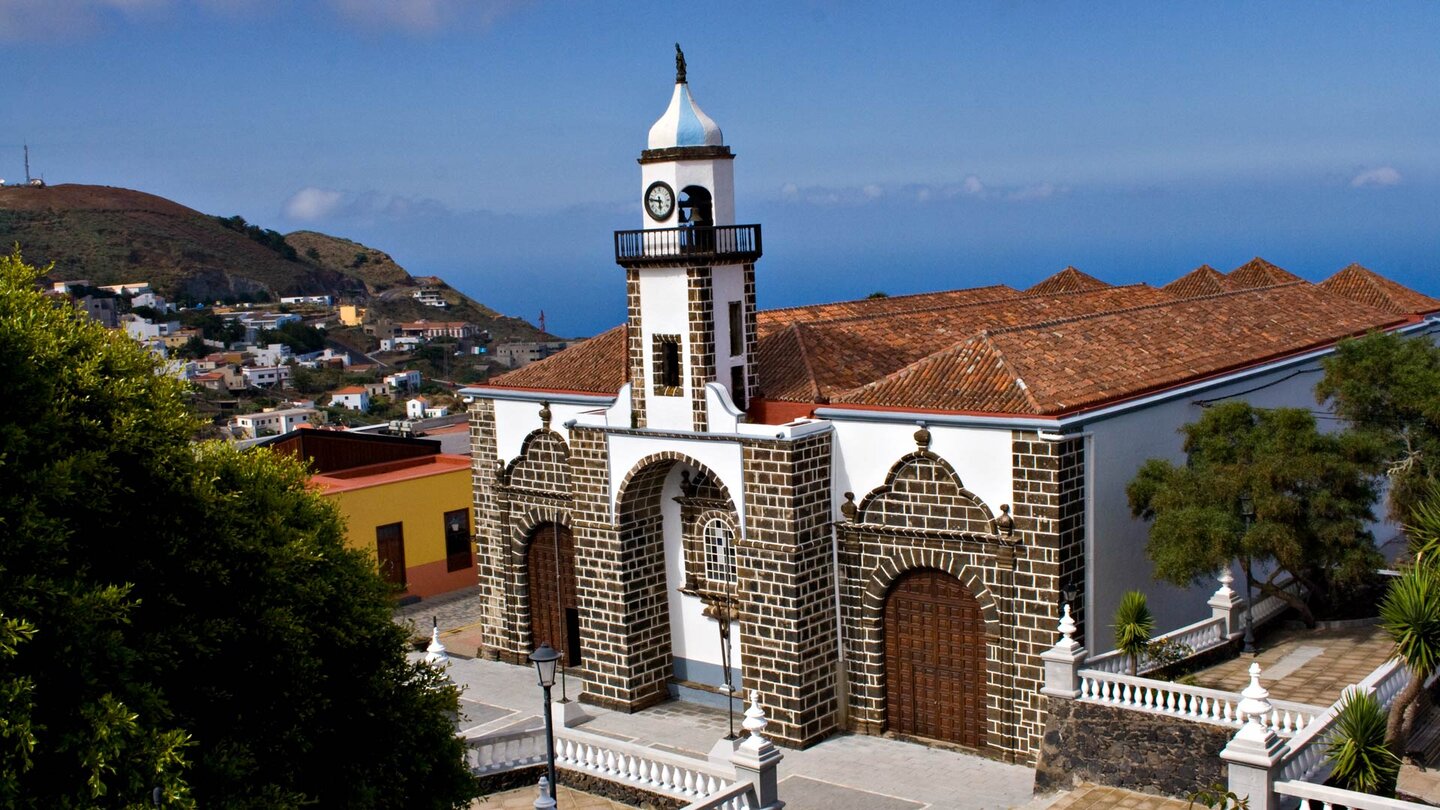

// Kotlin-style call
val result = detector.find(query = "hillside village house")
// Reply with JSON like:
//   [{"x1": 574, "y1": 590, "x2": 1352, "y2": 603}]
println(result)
[
  {"x1": 232, "y1": 407, "x2": 315, "y2": 439},
  {"x1": 330, "y1": 385, "x2": 370, "y2": 412},
  {"x1": 459, "y1": 62, "x2": 1440, "y2": 761},
  {"x1": 385, "y1": 369, "x2": 423, "y2": 391}
]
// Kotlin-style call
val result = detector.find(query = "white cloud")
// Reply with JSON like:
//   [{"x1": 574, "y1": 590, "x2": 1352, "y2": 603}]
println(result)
[
  {"x1": 283, "y1": 187, "x2": 345, "y2": 221},
  {"x1": 1007, "y1": 182, "x2": 1058, "y2": 201},
  {"x1": 776, "y1": 176, "x2": 1066, "y2": 207},
  {"x1": 325, "y1": 0, "x2": 525, "y2": 33},
  {"x1": 961, "y1": 175, "x2": 985, "y2": 195},
  {"x1": 862, "y1": 184, "x2": 883, "y2": 200},
  {"x1": 1350, "y1": 166, "x2": 1402, "y2": 188}
]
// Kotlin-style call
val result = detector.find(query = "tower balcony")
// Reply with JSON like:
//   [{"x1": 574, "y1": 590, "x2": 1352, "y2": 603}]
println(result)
[{"x1": 614, "y1": 224, "x2": 763, "y2": 267}]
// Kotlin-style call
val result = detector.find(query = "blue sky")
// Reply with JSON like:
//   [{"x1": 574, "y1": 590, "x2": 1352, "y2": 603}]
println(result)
[{"x1": 2, "y1": 1, "x2": 1437, "y2": 336}]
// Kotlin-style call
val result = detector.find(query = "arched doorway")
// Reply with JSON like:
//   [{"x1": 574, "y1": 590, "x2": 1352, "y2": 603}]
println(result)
[
  {"x1": 527, "y1": 523, "x2": 580, "y2": 667},
  {"x1": 883, "y1": 569, "x2": 987, "y2": 748}
]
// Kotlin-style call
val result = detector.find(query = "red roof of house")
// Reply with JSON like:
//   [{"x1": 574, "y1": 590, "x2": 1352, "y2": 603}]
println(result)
[
  {"x1": 483, "y1": 262, "x2": 1432, "y2": 418},
  {"x1": 332, "y1": 385, "x2": 367, "y2": 395}
]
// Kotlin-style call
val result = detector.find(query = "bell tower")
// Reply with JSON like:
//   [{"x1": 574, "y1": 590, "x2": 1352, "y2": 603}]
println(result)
[{"x1": 615, "y1": 45, "x2": 762, "y2": 432}]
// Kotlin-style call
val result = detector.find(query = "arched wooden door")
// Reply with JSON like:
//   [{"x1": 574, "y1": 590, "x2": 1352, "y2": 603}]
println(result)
[
  {"x1": 527, "y1": 524, "x2": 580, "y2": 667},
  {"x1": 884, "y1": 569, "x2": 987, "y2": 748}
]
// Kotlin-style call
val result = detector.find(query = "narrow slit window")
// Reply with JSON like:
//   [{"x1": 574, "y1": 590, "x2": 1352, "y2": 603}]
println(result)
[
  {"x1": 728, "y1": 301, "x2": 743, "y2": 357},
  {"x1": 653, "y1": 334, "x2": 683, "y2": 395}
]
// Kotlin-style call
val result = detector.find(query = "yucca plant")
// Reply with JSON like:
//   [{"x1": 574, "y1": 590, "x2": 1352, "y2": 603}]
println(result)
[
  {"x1": 1113, "y1": 590, "x2": 1155, "y2": 676},
  {"x1": 1380, "y1": 564, "x2": 1440, "y2": 749},
  {"x1": 1406, "y1": 484, "x2": 1440, "y2": 568},
  {"x1": 1327, "y1": 689, "x2": 1401, "y2": 796}
]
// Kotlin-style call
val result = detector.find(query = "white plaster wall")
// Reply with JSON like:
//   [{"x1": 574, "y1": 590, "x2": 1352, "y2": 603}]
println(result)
[
  {"x1": 660, "y1": 465, "x2": 741, "y2": 678},
  {"x1": 1085, "y1": 360, "x2": 1350, "y2": 651},
  {"x1": 639, "y1": 266, "x2": 693, "y2": 431},
  {"x1": 606, "y1": 433, "x2": 746, "y2": 538},
  {"x1": 712, "y1": 264, "x2": 746, "y2": 401},
  {"x1": 829, "y1": 419, "x2": 1015, "y2": 522},
  {"x1": 492, "y1": 398, "x2": 595, "y2": 463}
]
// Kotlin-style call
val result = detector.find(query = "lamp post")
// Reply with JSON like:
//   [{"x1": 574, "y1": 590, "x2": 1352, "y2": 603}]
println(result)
[
  {"x1": 529, "y1": 643, "x2": 561, "y2": 806},
  {"x1": 1240, "y1": 492, "x2": 1257, "y2": 655}
]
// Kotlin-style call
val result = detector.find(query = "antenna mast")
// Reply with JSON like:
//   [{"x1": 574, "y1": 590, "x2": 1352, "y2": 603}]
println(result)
[
  {"x1": 24, "y1": 144, "x2": 30, "y2": 184},
  {"x1": 539, "y1": 309, "x2": 546, "y2": 335}
]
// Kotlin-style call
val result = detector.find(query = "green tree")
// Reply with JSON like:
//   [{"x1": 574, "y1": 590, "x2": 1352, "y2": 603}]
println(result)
[
  {"x1": 1379, "y1": 564, "x2": 1440, "y2": 752},
  {"x1": 1128, "y1": 401, "x2": 1382, "y2": 626},
  {"x1": 0, "y1": 251, "x2": 476, "y2": 808},
  {"x1": 1316, "y1": 331, "x2": 1440, "y2": 520},
  {"x1": 1113, "y1": 590, "x2": 1155, "y2": 675},
  {"x1": 1327, "y1": 689, "x2": 1400, "y2": 796},
  {"x1": 258, "y1": 321, "x2": 326, "y2": 354}
]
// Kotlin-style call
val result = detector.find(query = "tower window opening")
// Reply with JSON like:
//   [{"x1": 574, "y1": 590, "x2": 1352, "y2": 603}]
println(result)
[
  {"x1": 653, "y1": 334, "x2": 682, "y2": 395},
  {"x1": 728, "y1": 301, "x2": 743, "y2": 357},
  {"x1": 679, "y1": 185, "x2": 713, "y2": 227},
  {"x1": 730, "y1": 365, "x2": 747, "y2": 412}
]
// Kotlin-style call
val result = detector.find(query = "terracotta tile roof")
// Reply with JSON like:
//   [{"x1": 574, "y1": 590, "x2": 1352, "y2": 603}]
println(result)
[
  {"x1": 1162, "y1": 265, "x2": 1234, "y2": 298},
  {"x1": 1319, "y1": 264, "x2": 1440, "y2": 315},
  {"x1": 756, "y1": 285, "x2": 1174, "y2": 401},
  {"x1": 332, "y1": 385, "x2": 366, "y2": 395},
  {"x1": 478, "y1": 266, "x2": 1431, "y2": 417},
  {"x1": 1227, "y1": 257, "x2": 1303, "y2": 289},
  {"x1": 1024, "y1": 266, "x2": 1111, "y2": 295},
  {"x1": 488, "y1": 324, "x2": 627, "y2": 395},
  {"x1": 832, "y1": 283, "x2": 1405, "y2": 415}
]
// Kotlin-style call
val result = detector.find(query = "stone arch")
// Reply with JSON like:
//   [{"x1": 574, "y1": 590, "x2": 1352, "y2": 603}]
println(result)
[
  {"x1": 501, "y1": 429, "x2": 571, "y2": 493},
  {"x1": 614, "y1": 451, "x2": 737, "y2": 524},
  {"x1": 855, "y1": 450, "x2": 996, "y2": 535},
  {"x1": 505, "y1": 505, "x2": 572, "y2": 658},
  {"x1": 861, "y1": 548, "x2": 1002, "y2": 631}
]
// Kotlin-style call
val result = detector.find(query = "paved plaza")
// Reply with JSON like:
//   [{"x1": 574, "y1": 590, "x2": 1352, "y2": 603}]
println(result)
[{"x1": 1187, "y1": 622, "x2": 1393, "y2": 706}]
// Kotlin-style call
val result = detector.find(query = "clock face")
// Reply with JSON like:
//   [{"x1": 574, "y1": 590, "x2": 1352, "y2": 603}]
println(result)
[{"x1": 645, "y1": 181, "x2": 675, "y2": 221}]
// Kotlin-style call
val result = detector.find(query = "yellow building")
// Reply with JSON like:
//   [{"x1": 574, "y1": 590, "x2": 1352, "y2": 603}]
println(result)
[
  {"x1": 338, "y1": 304, "x2": 366, "y2": 327},
  {"x1": 264, "y1": 430, "x2": 475, "y2": 599}
]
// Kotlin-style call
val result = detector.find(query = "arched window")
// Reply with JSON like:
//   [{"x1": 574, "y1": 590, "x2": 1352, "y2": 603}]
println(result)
[{"x1": 703, "y1": 518, "x2": 736, "y2": 586}]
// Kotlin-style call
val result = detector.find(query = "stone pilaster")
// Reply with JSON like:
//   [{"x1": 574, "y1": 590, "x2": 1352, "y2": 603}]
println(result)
[
  {"x1": 469, "y1": 398, "x2": 506, "y2": 660},
  {"x1": 625, "y1": 269, "x2": 647, "y2": 428},
  {"x1": 686, "y1": 266, "x2": 715, "y2": 432}
]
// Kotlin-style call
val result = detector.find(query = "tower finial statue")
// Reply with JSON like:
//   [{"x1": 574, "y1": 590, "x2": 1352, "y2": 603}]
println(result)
[{"x1": 675, "y1": 43, "x2": 687, "y2": 84}]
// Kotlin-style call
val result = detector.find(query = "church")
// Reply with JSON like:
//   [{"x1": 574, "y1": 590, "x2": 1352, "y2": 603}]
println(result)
[{"x1": 460, "y1": 52, "x2": 1440, "y2": 764}]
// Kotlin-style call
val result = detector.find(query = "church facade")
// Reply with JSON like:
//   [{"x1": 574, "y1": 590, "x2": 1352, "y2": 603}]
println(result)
[{"x1": 461, "y1": 57, "x2": 1440, "y2": 763}]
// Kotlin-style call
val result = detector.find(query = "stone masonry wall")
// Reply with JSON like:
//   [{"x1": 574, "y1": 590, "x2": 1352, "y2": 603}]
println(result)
[
  {"x1": 738, "y1": 430, "x2": 838, "y2": 747},
  {"x1": 686, "y1": 266, "x2": 714, "y2": 432},
  {"x1": 469, "y1": 399, "x2": 505, "y2": 659},
  {"x1": 1034, "y1": 698, "x2": 1230, "y2": 798}
]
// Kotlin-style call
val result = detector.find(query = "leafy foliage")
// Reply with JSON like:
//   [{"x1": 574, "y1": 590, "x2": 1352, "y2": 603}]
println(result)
[
  {"x1": 1113, "y1": 590, "x2": 1155, "y2": 675},
  {"x1": 257, "y1": 320, "x2": 326, "y2": 354},
  {"x1": 1327, "y1": 690, "x2": 1400, "y2": 796},
  {"x1": 213, "y1": 214, "x2": 299, "y2": 262},
  {"x1": 1379, "y1": 564, "x2": 1440, "y2": 748},
  {"x1": 1187, "y1": 782, "x2": 1249, "y2": 809},
  {"x1": 1317, "y1": 331, "x2": 1440, "y2": 520},
  {"x1": 1127, "y1": 401, "x2": 1382, "y2": 625},
  {"x1": 0, "y1": 251, "x2": 476, "y2": 807}
]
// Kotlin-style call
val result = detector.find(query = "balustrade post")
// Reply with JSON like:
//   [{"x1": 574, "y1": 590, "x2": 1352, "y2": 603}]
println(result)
[
  {"x1": 1209, "y1": 569, "x2": 1245, "y2": 639},
  {"x1": 1220, "y1": 663, "x2": 1286, "y2": 810},
  {"x1": 730, "y1": 692, "x2": 784, "y2": 810},
  {"x1": 1040, "y1": 604, "x2": 1088, "y2": 700}
]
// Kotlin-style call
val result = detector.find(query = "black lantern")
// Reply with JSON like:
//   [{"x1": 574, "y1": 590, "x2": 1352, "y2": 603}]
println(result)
[{"x1": 529, "y1": 643, "x2": 562, "y2": 803}]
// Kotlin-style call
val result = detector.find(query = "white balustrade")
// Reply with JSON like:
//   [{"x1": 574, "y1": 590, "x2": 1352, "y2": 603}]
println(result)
[
  {"x1": 1276, "y1": 780, "x2": 1435, "y2": 809},
  {"x1": 681, "y1": 780, "x2": 759, "y2": 810},
  {"x1": 1077, "y1": 669, "x2": 1322, "y2": 736},
  {"x1": 551, "y1": 724, "x2": 737, "y2": 802},
  {"x1": 1086, "y1": 616, "x2": 1229, "y2": 675},
  {"x1": 465, "y1": 727, "x2": 548, "y2": 775}
]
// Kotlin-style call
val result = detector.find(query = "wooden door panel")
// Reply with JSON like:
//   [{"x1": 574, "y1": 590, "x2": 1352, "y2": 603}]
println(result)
[
  {"x1": 527, "y1": 524, "x2": 580, "y2": 666},
  {"x1": 884, "y1": 569, "x2": 986, "y2": 748}
]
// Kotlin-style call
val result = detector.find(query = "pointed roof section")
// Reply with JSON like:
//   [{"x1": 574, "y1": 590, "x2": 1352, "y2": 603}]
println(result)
[
  {"x1": 839, "y1": 332, "x2": 1041, "y2": 414},
  {"x1": 1163, "y1": 264, "x2": 1233, "y2": 299},
  {"x1": 489, "y1": 325, "x2": 628, "y2": 395},
  {"x1": 1025, "y1": 266, "x2": 1111, "y2": 296},
  {"x1": 1320, "y1": 264, "x2": 1440, "y2": 315},
  {"x1": 647, "y1": 46, "x2": 723, "y2": 149},
  {"x1": 1227, "y1": 257, "x2": 1303, "y2": 289}
]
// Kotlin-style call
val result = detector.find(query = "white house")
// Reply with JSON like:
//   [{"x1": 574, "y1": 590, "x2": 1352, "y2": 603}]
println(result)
[
  {"x1": 247, "y1": 343, "x2": 294, "y2": 367},
  {"x1": 100, "y1": 281, "x2": 151, "y2": 296},
  {"x1": 241, "y1": 365, "x2": 290, "y2": 388},
  {"x1": 279, "y1": 295, "x2": 333, "y2": 306},
  {"x1": 458, "y1": 56, "x2": 1440, "y2": 761},
  {"x1": 412, "y1": 288, "x2": 447, "y2": 308},
  {"x1": 406, "y1": 397, "x2": 447, "y2": 419},
  {"x1": 123, "y1": 315, "x2": 182, "y2": 341},
  {"x1": 329, "y1": 386, "x2": 370, "y2": 411},
  {"x1": 231, "y1": 408, "x2": 315, "y2": 439},
  {"x1": 385, "y1": 370, "x2": 423, "y2": 391}
]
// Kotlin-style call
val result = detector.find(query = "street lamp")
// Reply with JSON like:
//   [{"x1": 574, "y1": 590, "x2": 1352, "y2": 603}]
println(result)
[
  {"x1": 1239, "y1": 493, "x2": 1257, "y2": 655},
  {"x1": 529, "y1": 643, "x2": 561, "y2": 806},
  {"x1": 714, "y1": 600, "x2": 738, "y2": 741}
]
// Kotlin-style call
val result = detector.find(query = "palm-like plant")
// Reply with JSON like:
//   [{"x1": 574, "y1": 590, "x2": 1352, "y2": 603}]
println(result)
[
  {"x1": 1113, "y1": 590, "x2": 1155, "y2": 676},
  {"x1": 1327, "y1": 689, "x2": 1401, "y2": 796},
  {"x1": 1405, "y1": 484, "x2": 1440, "y2": 567},
  {"x1": 1380, "y1": 565, "x2": 1440, "y2": 750}
]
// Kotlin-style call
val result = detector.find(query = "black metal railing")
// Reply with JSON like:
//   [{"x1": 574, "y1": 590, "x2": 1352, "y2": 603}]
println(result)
[{"x1": 614, "y1": 224, "x2": 762, "y2": 266}]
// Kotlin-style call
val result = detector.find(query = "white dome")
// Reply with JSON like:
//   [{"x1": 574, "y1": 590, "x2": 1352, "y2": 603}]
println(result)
[{"x1": 647, "y1": 82, "x2": 723, "y2": 149}]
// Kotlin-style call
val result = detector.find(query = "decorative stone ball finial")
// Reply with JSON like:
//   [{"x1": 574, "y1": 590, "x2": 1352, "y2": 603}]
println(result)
[
  {"x1": 539, "y1": 401, "x2": 551, "y2": 427},
  {"x1": 994, "y1": 504, "x2": 1015, "y2": 538},
  {"x1": 533, "y1": 775, "x2": 556, "y2": 810},
  {"x1": 840, "y1": 491, "x2": 858, "y2": 521},
  {"x1": 675, "y1": 43, "x2": 687, "y2": 84},
  {"x1": 1215, "y1": 569, "x2": 1235, "y2": 599},
  {"x1": 742, "y1": 690, "x2": 768, "y2": 741},
  {"x1": 424, "y1": 617, "x2": 449, "y2": 669},
  {"x1": 1237, "y1": 662, "x2": 1272, "y2": 726},
  {"x1": 1055, "y1": 603, "x2": 1078, "y2": 651},
  {"x1": 913, "y1": 421, "x2": 931, "y2": 450}
]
